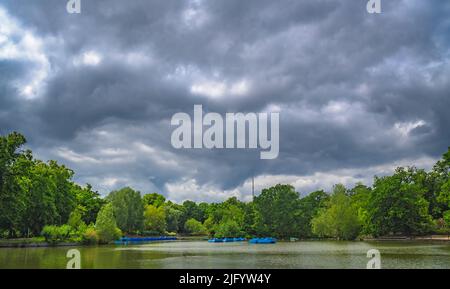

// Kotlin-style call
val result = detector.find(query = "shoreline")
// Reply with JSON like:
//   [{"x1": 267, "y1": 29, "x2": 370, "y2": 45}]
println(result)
[{"x1": 0, "y1": 235, "x2": 449, "y2": 248}]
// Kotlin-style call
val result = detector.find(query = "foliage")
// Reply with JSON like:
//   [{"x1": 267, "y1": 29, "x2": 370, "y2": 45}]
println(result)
[
  {"x1": 184, "y1": 218, "x2": 207, "y2": 235},
  {"x1": 214, "y1": 219, "x2": 243, "y2": 238},
  {"x1": 164, "y1": 202, "x2": 183, "y2": 233},
  {"x1": 41, "y1": 225, "x2": 72, "y2": 244},
  {"x1": 82, "y1": 224, "x2": 99, "y2": 244},
  {"x1": 143, "y1": 193, "x2": 166, "y2": 207},
  {"x1": 367, "y1": 167, "x2": 433, "y2": 236},
  {"x1": 0, "y1": 132, "x2": 28, "y2": 237},
  {"x1": 68, "y1": 209, "x2": 85, "y2": 229},
  {"x1": 253, "y1": 184, "x2": 301, "y2": 239},
  {"x1": 95, "y1": 203, "x2": 122, "y2": 244},
  {"x1": 297, "y1": 190, "x2": 329, "y2": 238},
  {"x1": 143, "y1": 204, "x2": 167, "y2": 234},
  {"x1": 2, "y1": 132, "x2": 450, "y2": 243},
  {"x1": 178, "y1": 200, "x2": 208, "y2": 233},
  {"x1": 312, "y1": 184, "x2": 361, "y2": 240},
  {"x1": 107, "y1": 187, "x2": 144, "y2": 233},
  {"x1": 73, "y1": 184, "x2": 105, "y2": 225},
  {"x1": 349, "y1": 183, "x2": 372, "y2": 234},
  {"x1": 0, "y1": 132, "x2": 98, "y2": 238}
]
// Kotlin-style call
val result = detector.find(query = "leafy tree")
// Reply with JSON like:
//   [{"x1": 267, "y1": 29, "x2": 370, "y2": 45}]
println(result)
[
  {"x1": 179, "y1": 200, "x2": 206, "y2": 232},
  {"x1": 143, "y1": 193, "x2": 166, "y2": 208},
  {"x1": 435, "y1": 149, "x2": 450, "y2": 217},
  {"x1": 164, "y1": 202, "x2": 183, "y2": 233},
  {"x1": 242, "y1": 202, "x2": 257, "y2": 237},
  {"x1": 312, "y1": 184, "x2": 361, "y2": 240},
  {"x1": 68, "y1": 209, "x2": 85, "y2": 230},
  {"x1": 95, "y1": 203, "x2": 121, "y2": 243},
  {"x1": 107, "y1": 187, "x2": 144, "y2": 233},
  {"x1": 73, "y1": 184, "x2": 105, "y2": 225},
  {"x1": 0, "y1": 132, "x2": 107, "y2": 238},
  {"x1": 0, "y1": 132, "x2": 28, "y2": 237},
  {"x1": 214, "y1": 219, "x2": 243, "y2": 238},
  {"x1": 367, "y1": 167, "x2": 433, "y2": 236},
  {"x1": 203, "y1": 197, "x2": 246, "y2": 237},
  {"x1": 144, "y1": 205, "x2": 166, "y2": 234},
  {"x1": 253, "y1": 184, "x2": 301, "y2": 239},
  {"x1": 297, "y1": 190, "x2": 329, "y2": 238},
  {"x1": 184, "y1": 218, "x2": 207, "y2": 235},
  {"x1": 349, "y1": 183, "x2": 372, "y2": 234},
  {"x1": 197, "y1": 202, "x2": 210, "y2": 223},
  {"x1": 18, "y1": 160, "x2": 77, "y2": 236},
  {"x1": 422, "y1": 148, "x2": 450, "y2": 219}
]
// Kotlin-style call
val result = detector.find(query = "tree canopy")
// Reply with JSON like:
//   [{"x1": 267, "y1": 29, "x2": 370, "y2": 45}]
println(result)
[{"x1": 1, "y1": 132, "x2": 450, "y2": 242}]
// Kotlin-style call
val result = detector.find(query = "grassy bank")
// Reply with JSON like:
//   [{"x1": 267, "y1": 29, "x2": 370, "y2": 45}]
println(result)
[
  {"x1": 0, "y1": 238, "x2": 80, "y2": 248},
  {"x1": 0, "y1": 235, "x2": 206, "y2": 248}
]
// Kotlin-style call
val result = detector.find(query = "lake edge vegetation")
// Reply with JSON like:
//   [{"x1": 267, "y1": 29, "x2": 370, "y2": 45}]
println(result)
[{"x1": 1, "y1": 132, "x2": 450, "y2": 244}]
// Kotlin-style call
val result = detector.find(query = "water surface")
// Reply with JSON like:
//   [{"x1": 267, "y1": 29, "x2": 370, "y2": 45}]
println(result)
[{"x1": 0, "y1": 240, "x2": 449, "y2": 269}]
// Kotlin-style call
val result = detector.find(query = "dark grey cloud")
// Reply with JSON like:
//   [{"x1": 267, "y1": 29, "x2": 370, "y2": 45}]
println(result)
[{"x1": 0, "y1": 0, "x2": 449, "y2": 202}]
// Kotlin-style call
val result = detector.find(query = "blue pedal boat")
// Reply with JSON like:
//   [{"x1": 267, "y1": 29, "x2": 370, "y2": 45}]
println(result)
[{"x1": 249, "y1": 237, "x2": 277, "y2": 244}]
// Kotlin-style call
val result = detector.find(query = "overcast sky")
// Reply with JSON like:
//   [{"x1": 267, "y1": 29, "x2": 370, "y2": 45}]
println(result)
[{"x1": 1, "y1": 0, "x2": 449, "y2": 202}]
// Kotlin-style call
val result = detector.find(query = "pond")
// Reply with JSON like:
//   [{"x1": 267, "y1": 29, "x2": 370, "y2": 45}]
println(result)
[{"x1": 0, "y1": 240, "x2": 449, "y2": 269}]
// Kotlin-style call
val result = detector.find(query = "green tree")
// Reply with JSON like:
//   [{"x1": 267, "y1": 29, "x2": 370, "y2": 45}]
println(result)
[
  {"x1": 164, "y1": 202, "x2": 183, "y2": 233},
  {"x1": 0, "y1": 132, "x2": 28, "y2": 237},
  {"x1": 297, "y1": 190, "x2": 329, "y2": 238},
  {"x1": 68, "y1": 209, "x2": 85, "y2": 230},
  {"x1": 179, "y1": 200, "x2": 206, "y2": 233},
  {"x1": 144, "y1": 205, "x2": 166, "y2": 234},
  {"x1": 214, "y1": 219, "x2": 243, "y2": 238},
  {"x1": 434, "y1": 148, "x2": 450, "y2": 219},
  {"x1": 312, "y1": 184, "x2": 361, "y2": 240},
  {"x1": 184, "y1": 218, "x2": 207, "y2": 235},
  {"x1": 95, "y1": 203, "x2": 121, "y2": 243},
  {"x1": 242, "y1": 202, "x2": 257, "y2": 237},
  {"x1": 202, "y1": 197, "x2": 246, "y2": 237},
  {"x1": 253, "y1": 184, "x2": 301, "y2": 239},
  {"x1": 142, "y1": 193, "x2": 166, "y2": 208},
  {"x1": 367, "y1": 167, "x2": 433, "y2": 236},
  {"x1": 349, "y1": 183, "x2": 372, "y2": 234},
  {"x1": 73, "y1": 184, "x2": 105, "y2": 225},
  {"x1": 18, "y1": 160, "x2": 77, "y2": 236},
  {"x1": 107, "y1": 187, "x2": 144, "y2": 233}
]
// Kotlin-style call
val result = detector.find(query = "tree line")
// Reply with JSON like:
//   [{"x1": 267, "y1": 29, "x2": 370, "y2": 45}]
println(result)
[{"x1": 0, "y1": 132, "x2": 449, "y2": 243}]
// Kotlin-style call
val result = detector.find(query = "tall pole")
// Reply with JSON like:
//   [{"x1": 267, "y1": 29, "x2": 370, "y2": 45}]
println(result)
[{"x1": 252, "y1": 176, "x2": 255, "y2": 200}]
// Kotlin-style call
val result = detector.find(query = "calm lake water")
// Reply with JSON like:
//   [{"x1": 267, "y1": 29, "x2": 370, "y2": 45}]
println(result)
[{"x1": 0, "y1": 240, "x2": 449, "y2": 269}]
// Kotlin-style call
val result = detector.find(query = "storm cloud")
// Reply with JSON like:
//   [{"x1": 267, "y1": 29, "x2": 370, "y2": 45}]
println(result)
[{"x1": 0, "y1": 0, "x2": 449, "y2": 202}]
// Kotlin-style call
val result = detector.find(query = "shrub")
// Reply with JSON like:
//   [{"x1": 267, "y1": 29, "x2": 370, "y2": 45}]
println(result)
[
  {"x1": 41, "y1": 225, "x2": 72, "y2": 244},
  {"x1": 82, "y1": 225, "x2": 99, "y2": 244}
]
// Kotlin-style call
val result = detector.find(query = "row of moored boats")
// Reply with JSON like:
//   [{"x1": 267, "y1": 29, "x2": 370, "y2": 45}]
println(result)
[{"x1": 208, "y1": 237, "x2": 277, "y2": 244}]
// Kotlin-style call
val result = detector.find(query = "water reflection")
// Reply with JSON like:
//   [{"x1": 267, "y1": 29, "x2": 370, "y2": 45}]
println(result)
[{"x1": 0, "y1": 241, "x2": 449, "y2": 269}]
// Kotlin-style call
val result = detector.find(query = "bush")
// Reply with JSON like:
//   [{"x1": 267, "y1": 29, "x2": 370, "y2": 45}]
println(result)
[
  {"x1": 41, "y1": 225, "x2": 72, "y2": 244},
  {"x1": 82, "y1": 225, "x2": 99, "y2": 244}
]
